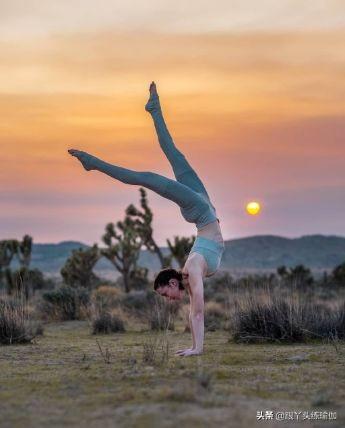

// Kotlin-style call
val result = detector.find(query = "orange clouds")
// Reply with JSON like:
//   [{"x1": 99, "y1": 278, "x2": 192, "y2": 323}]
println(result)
[{"x1": 1, "y1": 29, "x2": 344, "y2": 242}]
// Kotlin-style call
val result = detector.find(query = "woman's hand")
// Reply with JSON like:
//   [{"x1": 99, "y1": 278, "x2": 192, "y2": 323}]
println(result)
[
  {"x1": 175, "y1": 347, "x2": 194, "y2": 356},
  {"x1": 175, "y1": 348, "x2": 203, "y2": 357}
]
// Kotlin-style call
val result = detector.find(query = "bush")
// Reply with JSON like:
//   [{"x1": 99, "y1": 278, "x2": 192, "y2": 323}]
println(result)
[
  {"x1": 40, "y1": 286, "x2": 90, "y2": 321},
  {"x1": 92, "y1": 285, "x2": 122, "y2": 311},
  {"x1": 231, "y1": 292, "x2": 345, "y2": 343},
  {"x1": 203, "y1": 272, "x2": 234, "y2": 302},
  {"x1": 142, "y1": 333, "x2": 170, "y2": 365},
  {"x1": 0, "y1": 298, "x2": 43, "y2": 345},
  {"x1": 92, "y1": 311, "x2": 125, "y2": 334},
  {"x1": 205, "y1": 302, "x2": 228, "y2": 331},
  {"x1": 120, "y1": 290, "x2": 156, "y2": 316},
  {"x1": 149, "y1": 296, "x2": 180, "y2": 331},
  {"x1": 119, "y1": 290, "x2": 180, "y2": 330},
  {"x1": 333, "y1": 262, "x2": 345, "y2": 287}
]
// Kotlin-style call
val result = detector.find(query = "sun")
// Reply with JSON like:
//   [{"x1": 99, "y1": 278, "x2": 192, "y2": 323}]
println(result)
[{"x1": 246, "y1": 201, "x2": 261, "y2": 216}]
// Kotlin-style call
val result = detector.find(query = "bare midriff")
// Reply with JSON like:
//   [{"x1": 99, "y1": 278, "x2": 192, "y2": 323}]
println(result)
[{"x1": 196, "y1": 219, "x2": 224, "y2": 244}]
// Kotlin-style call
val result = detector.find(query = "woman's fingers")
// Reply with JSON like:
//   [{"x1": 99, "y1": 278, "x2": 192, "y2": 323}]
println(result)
[{"x1": 175, "y1": 348, "x2": 193, "y2": 355}]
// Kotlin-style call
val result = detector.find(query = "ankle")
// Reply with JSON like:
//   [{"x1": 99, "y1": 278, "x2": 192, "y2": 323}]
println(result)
[{"x1": 145, "y1": 95, "x2": 161, "y2": 114}]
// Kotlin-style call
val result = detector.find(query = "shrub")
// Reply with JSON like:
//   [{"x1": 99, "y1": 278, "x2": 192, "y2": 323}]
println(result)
[
  {"x1": 142, "y1": 333, "x2": 170, "y2": 365},
  {"x1": 0, "y1": 298, "x2": 43, "y2": 345},
  {"x1": 92, "y1": 286, "x2": 122, "y2": 311},
  {"x1": 203, "y1": 272, "x2": 234, "y2": 302},
  {"x1": 205, "y1": 302, "x2": 228, "y2": 331},
  {"x1": 119, "y1": 290, "x2": 180, "y2": 330},
  {"x1": 277, "y1": 264, "x2": 314, "y2": 289},
  {"x1": 231, "y1": 292, "x2": 345, "y2": 343},
  {"x1": 149, "y1": 296, "x2": 180, "y2": 331},
  {"x1": 333, "y1": 262, "x2": 345, "y2": 287},
  {"x1": 40, "y1": 286, "x2": 90, "y2": 321},
  {"x1": 120, "y1": 290, "x2": 156, "y2": 316},
  {"x1": 92, "y1": 311, "x2": 125, "y2": 334}
]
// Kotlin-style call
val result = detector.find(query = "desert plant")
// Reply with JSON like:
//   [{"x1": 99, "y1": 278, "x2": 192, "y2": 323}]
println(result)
[
  {"x1": 0, "y1": 297, "x2": 43, "y2": 345},
  {"x1": 40, "y1": 286, "x2": 90, "y2": 321},
  {"x1": 127, "y1": 188, "x2": 172, "y2": 268},
  {"x1": 277, "y1": 264, "x2": 314, "y2": 288},
  {"x1": 129, "y1": 266, "x2": 150, "y2": 290},
  {"x1": 101, "y1": 218, "x2": 142, "y2": 293},
  {"x1": 61, "y1": 244, "x2": 100, "y2": 289},
  {"x1": 149, "y1": 295, "x2": 180, "y2": 331},
  {"x1": 204, "y1": 302, "x2": 228, "y2": 331},
  {"x1": 167, "y1": 235, "x2": 195, "y2": 268},
  {"x1": 332, "y1": 261, "x2": 345, "y2": 287},
  {"x1": 142, "y1": 333, "x2": 170, "y2": 365},
  {"x1": 120, "y1": 290, "x2": 156, "y2": 316},
  {"x1": 0, "y1": 240, "x2": 18, "y2": 287},
  {"x1": 92, "y1": 286, "x2": 122, "y2": 312},
  {"x1": 231, "y1": 291, "x2": 345, "y2": 343},
  {"x1": 17, "y1": 235, "x2": 33, "y2": 268},
  {"x1": 5, "y1": 267, "x2": 51, "y2": 299},
  {"x1": 92, "y1": 311, "x2": 125, "y2": 334}
]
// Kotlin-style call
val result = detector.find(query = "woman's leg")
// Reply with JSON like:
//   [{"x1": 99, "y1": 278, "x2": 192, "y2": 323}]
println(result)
[
  {"x1": 145, "y1": 82, "x2": 211, "y2": 201},
  {"x1": 68, "y1": 149, "x2": 207, "y2": 210}
]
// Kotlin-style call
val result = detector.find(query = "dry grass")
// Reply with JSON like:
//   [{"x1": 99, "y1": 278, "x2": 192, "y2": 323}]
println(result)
[
  {"x1": 0, "y1": 321, "x2": 344, "y2": 427},
  {"x1": 0, "y1": 296, "x2": 43, "y2": 345},
  {"x1": 230, "y1": 286, "x2": 345, "y2": 343}
]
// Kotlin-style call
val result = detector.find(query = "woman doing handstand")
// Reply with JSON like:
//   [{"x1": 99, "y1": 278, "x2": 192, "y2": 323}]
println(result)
[{"x1": 68, "y1": 82, "x2": 225, "y2": 357}]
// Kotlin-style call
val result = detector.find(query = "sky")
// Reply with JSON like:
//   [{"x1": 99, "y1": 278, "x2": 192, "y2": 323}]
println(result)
[{"x1": 1, "y1": 1, "x2": 344, "y2": 245}]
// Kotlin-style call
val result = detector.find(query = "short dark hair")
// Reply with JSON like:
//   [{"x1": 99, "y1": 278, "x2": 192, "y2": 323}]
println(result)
[{"x1": 154, "y1": 268, "x2": 184, "y2": 290}]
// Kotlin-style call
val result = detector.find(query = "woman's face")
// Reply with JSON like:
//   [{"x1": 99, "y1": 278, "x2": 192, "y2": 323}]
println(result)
[{"x1": 156, "y1": 278, "x2": 184, "y2": 301}]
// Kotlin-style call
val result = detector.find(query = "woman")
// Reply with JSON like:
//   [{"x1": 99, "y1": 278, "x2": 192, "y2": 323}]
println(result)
[{"x1": 68, "y1": 82, "x2": 225, "y2": 357}]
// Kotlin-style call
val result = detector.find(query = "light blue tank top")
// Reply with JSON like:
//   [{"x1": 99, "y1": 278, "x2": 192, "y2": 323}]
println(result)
[{"x1": 190, "y1": 236, "x2": 225, "y2": 277}]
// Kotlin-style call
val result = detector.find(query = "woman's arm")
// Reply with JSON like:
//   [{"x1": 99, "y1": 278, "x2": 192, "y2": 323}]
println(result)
[
  {"x1": 177, "y1": 266, "x2": 205, "y2": 357},
  {"x1": 189, "y1": 311, "x2": 196, "y2": 349},
  {"x1": 189, "y1": 271, "x2": 204, "y2": 354}
]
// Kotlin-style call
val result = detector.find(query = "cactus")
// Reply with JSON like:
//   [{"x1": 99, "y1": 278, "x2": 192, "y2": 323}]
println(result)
[
  {"x1": 17, "y1": 235, "x2": 33, "y2": 268},
  {"x1": 61, "y1": 244, "x2": 100, "y2": 289},
  {"x1": 101, "y1": 215, "x2": 143, "y2": 293},
  {"x1": 0, "y1": 240, "x2": 18, "y2": 286},
  {"x1": 126, "y1": 188, "x2": 171, "y2": 268},
  {"x1": 167, "y1": 235, "x2": 196, "y2": 268}
]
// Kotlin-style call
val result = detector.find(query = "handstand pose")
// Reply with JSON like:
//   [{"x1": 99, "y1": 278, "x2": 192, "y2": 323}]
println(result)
[{"x1": 68, "y1": 82, "x2": 225, "y2": 357}]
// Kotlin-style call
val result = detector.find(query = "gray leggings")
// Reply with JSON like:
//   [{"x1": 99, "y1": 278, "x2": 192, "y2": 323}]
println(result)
[{"x1": 91, "y1": 104, "x2": 212, "y2": 213}]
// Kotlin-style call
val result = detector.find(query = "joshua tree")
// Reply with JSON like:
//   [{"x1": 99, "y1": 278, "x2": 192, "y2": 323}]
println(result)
[
  {"x1": 5, "y1": 267, "x2": 47, "y2": 299},
  {"x1": 277, "y1": 264, "x2": 314, "y2": 287},
  {"x1": 167, "y1": 235, "x2": 195, "y2": 268},
  {"x1": 332, "y1": 261, "x2": 345, "y2": 286},
  {"x1": 61, "y1": 244, "x2": 100, "y2": 289},
  {"x1": 126, "y1": 188, "x2": 171, "y2": 268},
  {"x1": 17, "y1": 235, "x2": 33, "y2": 268},
  {"x1": 101, "y1": 218, "x2": 142, "y2": 293},
  {"x1": 0, "y1": 240, "x2": 18, "y2": 286}
]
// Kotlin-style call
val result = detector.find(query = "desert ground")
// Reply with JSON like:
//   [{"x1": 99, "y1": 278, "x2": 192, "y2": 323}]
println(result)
[{"x1": 0, "y1": 319, "x2": 343, "y2": 428}]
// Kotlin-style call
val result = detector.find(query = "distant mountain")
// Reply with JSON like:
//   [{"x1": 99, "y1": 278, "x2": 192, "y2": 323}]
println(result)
[
  {"x1": 222, "y1": 235, "x2": 345, "y2": 270},
  {"x1": 13, "y1": 234, "x2": 345, "y2": 278}
]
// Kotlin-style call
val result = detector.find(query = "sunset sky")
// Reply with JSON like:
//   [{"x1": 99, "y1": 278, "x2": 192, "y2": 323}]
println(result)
[{"x1": 1, "y1": 1, "x2": 344, "y2": 245}]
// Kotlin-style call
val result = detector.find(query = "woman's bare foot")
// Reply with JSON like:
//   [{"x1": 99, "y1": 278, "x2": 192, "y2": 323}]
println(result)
[
  {"x1": 145, "y1": 81, "x2": 161, "y2": 113},
  {"x1": 68, "y1": 149, "x2": 96, "y2": 171}
]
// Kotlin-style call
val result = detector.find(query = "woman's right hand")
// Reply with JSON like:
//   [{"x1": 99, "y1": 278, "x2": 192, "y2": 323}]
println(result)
[{"x1": 174, "y1": 347, "x2": 194, "y2": 356}]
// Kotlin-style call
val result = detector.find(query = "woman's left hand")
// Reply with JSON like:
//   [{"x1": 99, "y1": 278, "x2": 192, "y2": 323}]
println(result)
[{"x1": 175, "y1": 348, "x2": 203, "y2": 357}]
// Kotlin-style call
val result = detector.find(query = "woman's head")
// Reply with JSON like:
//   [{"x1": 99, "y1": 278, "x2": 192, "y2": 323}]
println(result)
[{"x1": 154, "y1": 268, "x2": 185, "y2": 301}]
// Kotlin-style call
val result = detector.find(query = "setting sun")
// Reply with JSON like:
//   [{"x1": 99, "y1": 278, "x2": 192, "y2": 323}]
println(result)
[{"x1": 246, "y1": 201, "x2": 261, "y2": 216}]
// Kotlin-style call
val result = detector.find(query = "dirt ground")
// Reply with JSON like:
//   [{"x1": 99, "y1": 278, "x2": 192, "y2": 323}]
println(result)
[{"x1": 0, "y1": 321, "x2": 343, "y2": 428}]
